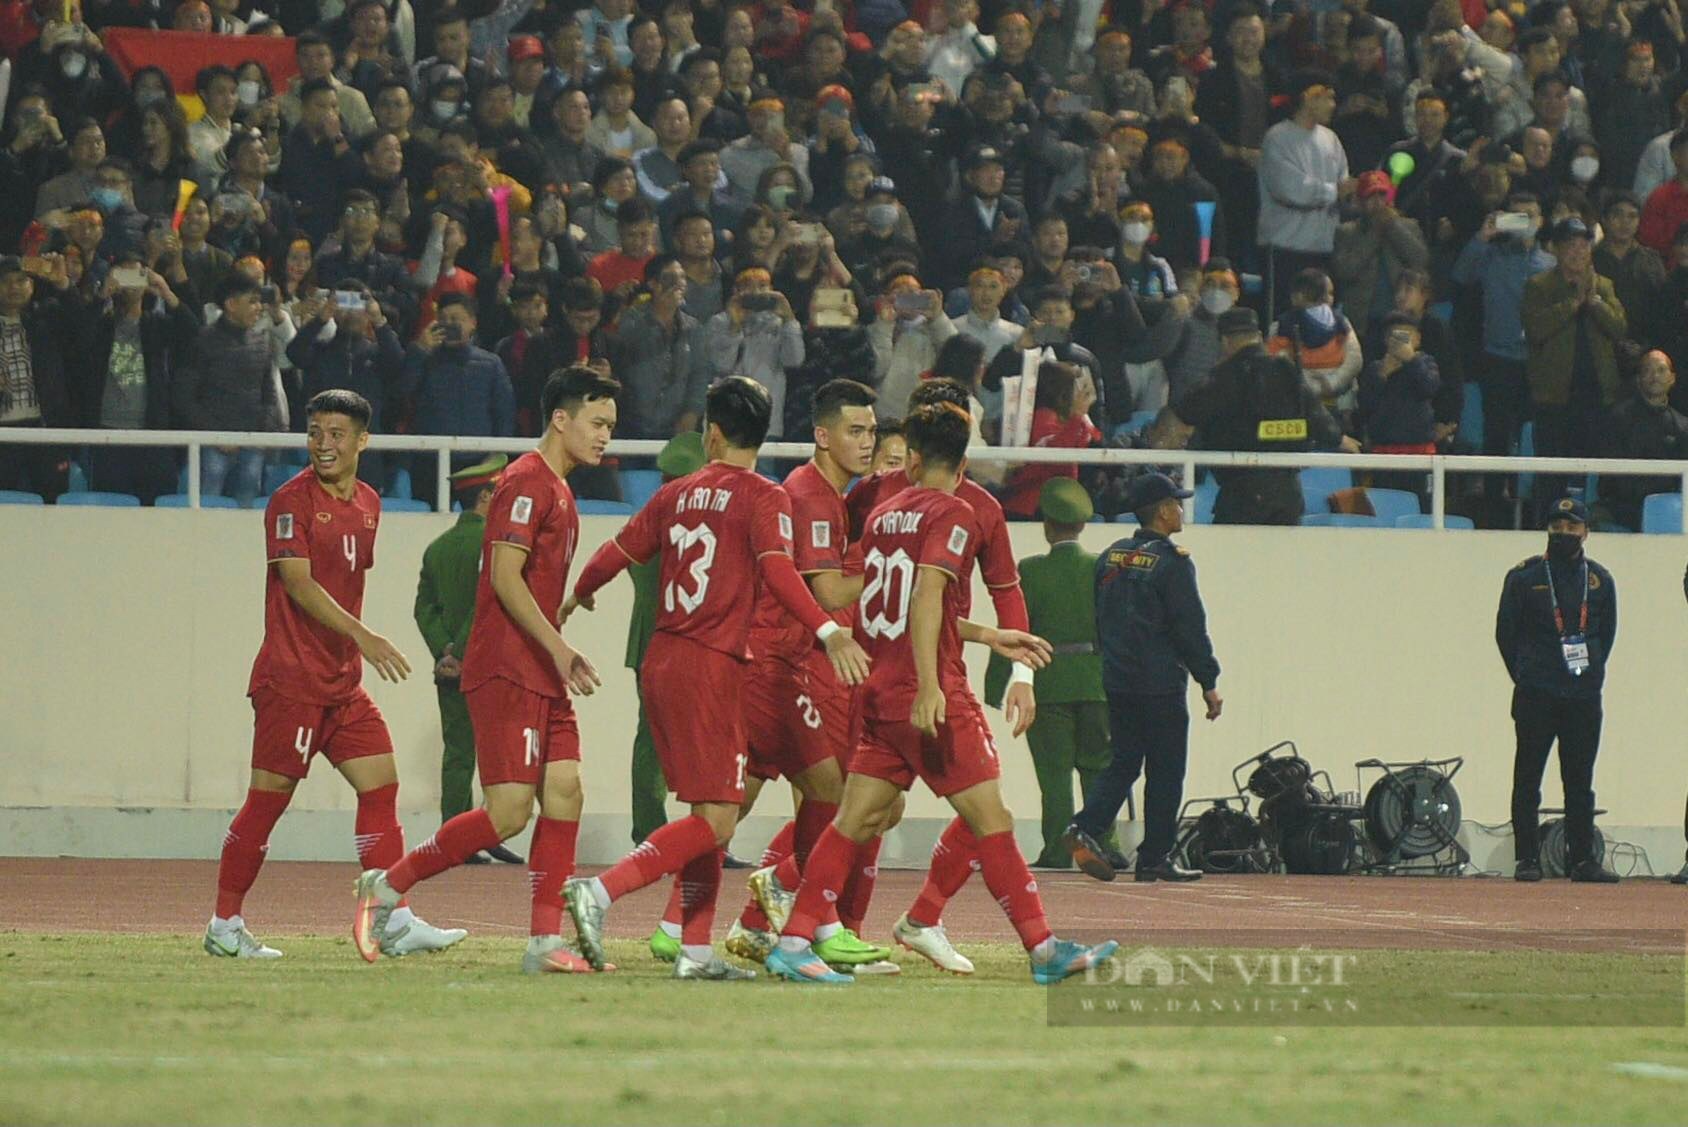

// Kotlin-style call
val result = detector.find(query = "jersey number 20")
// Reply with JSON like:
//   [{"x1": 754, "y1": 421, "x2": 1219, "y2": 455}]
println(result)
[
  {"x1": 664, "y1": 523, "x2": 717, "y2": 615},
  {"x1": 860, "y1": 547, "x2": 915, "y2": 639}
]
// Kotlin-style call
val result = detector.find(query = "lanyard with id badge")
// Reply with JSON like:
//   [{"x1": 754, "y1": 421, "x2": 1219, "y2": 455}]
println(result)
[{"x1": 1546, "y1": 563, "x2": 1590, "y2": 676}]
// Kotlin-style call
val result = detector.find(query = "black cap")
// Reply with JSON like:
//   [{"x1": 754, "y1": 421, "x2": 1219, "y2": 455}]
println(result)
[
  {"x1": 0, "y1": 255, "x2": 22, "y2": 278},
  {"x1": 963, "y1": 143, "x2": 1006, "y2": 171},
  {"x1": 1546, "y1": 496, "x2": 1589, "y2": 526},
  {"x1": 1217, "y1": 306, "x2": 1260, "y2": 336},
  {"x1": 1551, "y1": 217, "x2": 1593, "y2": 244},
  {"x1": 1125, "y1": 472, "x2": 1193, "y2": 511}
]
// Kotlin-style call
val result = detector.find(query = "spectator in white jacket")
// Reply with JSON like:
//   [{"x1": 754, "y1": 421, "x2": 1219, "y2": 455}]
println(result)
[
  {"x1": 1258, "y1": 70, "x2": 1354, "y2": 321},
  {"x1": 703, "y1": 266, "x2": 805, "y2": 436},
  {"x1": 869, "y1": 272, "x2": 958, "y2": 422}
]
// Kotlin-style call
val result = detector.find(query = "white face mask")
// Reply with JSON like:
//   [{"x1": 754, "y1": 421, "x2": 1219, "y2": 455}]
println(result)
[
  {"x1": 61, "y1": 51, "x2": 88, "y2": 80},
  {"x1": 432, "y1": 99, "x2": 460, "y2": 121},
  {"x1": 1200, "y1": 288, "x2": 1235, "y2": 314},
  {"x1": 1570, "y1": 156, "x2": 1600, "y2": 182},
  {"x1": 237, "y1": 79, "x2": 263, "y2": 107},
  {"x1": 1122, "y1": 221, "x2": 1152, "y2": 245}
]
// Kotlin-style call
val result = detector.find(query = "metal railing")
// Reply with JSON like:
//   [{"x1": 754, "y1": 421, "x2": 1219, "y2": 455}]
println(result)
[{"x1": 3, "y1": 427, "x2": 1687, "y2": 533}]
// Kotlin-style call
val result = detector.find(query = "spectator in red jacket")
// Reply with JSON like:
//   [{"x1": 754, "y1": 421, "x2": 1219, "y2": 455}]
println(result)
[
  {"x1": 1003, "y1": 359, "x2": 1102, "y2": 519},
  {"x1": 1637, "y1": 128, "x2": 1688, "y2": 262}
]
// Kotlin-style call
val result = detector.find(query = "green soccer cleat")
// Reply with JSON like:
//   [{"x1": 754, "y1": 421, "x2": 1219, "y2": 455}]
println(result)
[
  {"x1": 747, "y1": 865, "x2": 796, "y2": 934},
  {"x1": 563, "y1": 878, "x2": 607, "y2": 970},
  {"x1": 648, "y1": 927, "x2": 681, "y2": 963},
  {"x1": 814, "y1": 928, "x2": 894, "y2": 967},
  {"x1": 203, "y1": 920, "x2": 281, "y2": 959},
  {"x1": 674, "y1": 951, "x2": 757, "y2": 981}
]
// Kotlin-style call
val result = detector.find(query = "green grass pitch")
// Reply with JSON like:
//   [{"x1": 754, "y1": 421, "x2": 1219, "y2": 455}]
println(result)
[{"x1": 1, "y1": 934, "x2": 1685, "y2": 1125}]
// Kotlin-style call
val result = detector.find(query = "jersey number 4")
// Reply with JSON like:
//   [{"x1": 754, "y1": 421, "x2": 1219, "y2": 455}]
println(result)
[
  {"x1": 860, "y1": 547, "x2": 915, "y2": 640},
  {"x1": 664, "y1": 523, "x2": 717, "y2": 615}
]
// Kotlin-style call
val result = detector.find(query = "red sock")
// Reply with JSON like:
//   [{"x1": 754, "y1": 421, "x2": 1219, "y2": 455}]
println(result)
[
  {"x1": 837, "y1": 835, "x2": 882, "y2": 935},
  {"x1": 909, "y1": 816, "x2": 980, "y2": 926},
  {"x1": 679, "y1": 848, "x2": 724, "y2": 945},
  {"x1": 793, "y1": 800, "x2": 837, "y2": 869},
  {"x1": 661, "y1": 877, "x2": 685, "y2": 929},
  {"x1": 784, "y1": 825, "x2": 857, "y2": 940},
  {"x1": 215, "y1": 788, "x2": 292, "y2": 918},
  {"x1": 354, "y1": 783, "x2": 410, "y2": 906},
  {"x1": 977, "y1": 830, "x2": 1052, "y2": 951},
  {"x1": 527, "y1": 817, "x2": 578, "y2": 936},
  {"x1": 598, "y1": 814, "x2": 718, "y2": 903},
  {"x1": 387, "y1": 808, "x2": 501, "y2": 894},
  {"x1": 738, "y1": 821, "x2": 796, "y2": 931}
]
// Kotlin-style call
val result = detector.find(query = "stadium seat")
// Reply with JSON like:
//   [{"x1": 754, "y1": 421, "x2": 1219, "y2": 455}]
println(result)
[
  {"x1": 57, "y1": 492, "x2": 141, "y2": 507},
  {"x1": 1193, "y1": 479, "x2": 1217, "y2": 524},
  {"x1": 262, "y1": 463, "x2": 295, "y2": 496},
  {"x1": 578, "y1": 500, "x2": 634, "y2": 515},
  {"x1": 619, "y1": 468, "x2": 663, "y2": 509},
  {"x1": 1516, "y1": 422, "x2": 1535, "y2": 500},
  {"x1": 66, "y1": 460, "x2": 89, "y2": 494},
  {"x1": 381, "y1": 498, "x2": 435, "y2": 513},
  {"x1": 1365, "y1": 488, "x2": 1422, "y2": 523},
  {"x1": 387, "y1": 468, "x2": 414, "y2": 500},
  {"x1": 1301, "y1": 512, "x2": 1380, "y2": 527},
  {"x1": 1112, "y1": 511, "x2": 1139, "y2": 524},
  {"x1": 155, "y1": 493, "x2": 241, "y2": 509},
  {"x1": 0, "y1": 489, "x2": 44, "y2": 504},
  {"x1": 1458, "y1": 383, "x2": 1483, "y2": 451},
  {"x1": 1394, "y1": 514, "x2": 1474, "y2": 530},
  {"x1": 1642, "y1": 493, "x2": 1683, "y2": 534},
  {"x1": 1298, "y1": 466, "x2": 1353, "y2": 513}
]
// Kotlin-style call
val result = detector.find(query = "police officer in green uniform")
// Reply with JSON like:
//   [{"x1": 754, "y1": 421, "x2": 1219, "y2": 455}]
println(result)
[
  {"x1": 624, "y1": 433, "x2": 707, "y2": 843},
  {"x1": 413, "y1": 455, "x2": 522, "y2": 862},
  {"x1": 1173, "y1": 307, "x2": 1356, "y2": 525},
  {"x1": 985, "y1": 478, "x2": 1127, "y2": 869},
  {"x1": 1066, "y1": 473, "x2": 1223, "y2": 883}
]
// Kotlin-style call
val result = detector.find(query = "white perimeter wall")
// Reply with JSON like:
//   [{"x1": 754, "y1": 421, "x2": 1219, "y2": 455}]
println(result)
[{"x1": 2, "y1": 509, "x2": 1685, "y2": 863}]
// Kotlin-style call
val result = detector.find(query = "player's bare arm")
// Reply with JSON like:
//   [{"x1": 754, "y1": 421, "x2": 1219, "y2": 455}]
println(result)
[
  {"x1": 957, "y1": 620, "x2": 1054, "y2": 669},
  {"x1": 489, "y1": 541, "x2": 600, "y2": 696},
  {"x1": 910, "y1": 566, "x2": 950, "y2": 739},
  {"x1": 759, "y1": 549, "x2": 871, "y2": 685},
  {"x1": 273, "y1": 557, "x2": 411, "y2": 682}
]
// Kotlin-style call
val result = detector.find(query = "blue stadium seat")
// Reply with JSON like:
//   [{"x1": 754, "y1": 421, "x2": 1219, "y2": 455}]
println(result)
[
  {"x1": 1365, "y1": 488, "x2": 1422, "y2": 523},
  {"x1": 619, "y1": 468, "x2": 663, "y2": 510},
  {"x1": 387, "y1": 467, "x2": 414, "y2": 500},
  {"x1": 66, "y1": 460, "x2": 89, "y2": 493},
  {"x1": 1394, "y1": 514, "x2": 1474, "y2": 530},
  {"x1": 381, "y1": 498, "x2": 434, "y2": 513},
  {"x1": 0, "y1": 489, "x2": 44, "y2": 504},
  {"x1": 1517, "y1": 422, "x2": 1535, "y2": 500},
  {"x1": 1301, "y1": 512, "x2": 1381, "y2": 527},
  {"x1": 1642, "y1": 493, "x2": 1683, "y2": 534},
  {"x1": 578, "y1": 500, "x2": 634, "y2": 516},
  {"x1": 1112, "y1": 511, "x2": 1139, "y2": 524},
  {"x1": 1298, "y1": 466, "x2": 1353, "y2": 513},
  {"x1": 57, "y1": 491, "x2": 141, "y2": 507},
  {"x1": 262, "y1": 463, "x2": 296, "y2": 496},
  {"x1": 1458, "y1": 383, "x2": 1483, "y2": 451},
  {"x1": 155, "y1": 493, "x2": 241, "y2": 509},
  {"x1": 1193, "y1": 479, "x2": 1217, "y2": 524}
]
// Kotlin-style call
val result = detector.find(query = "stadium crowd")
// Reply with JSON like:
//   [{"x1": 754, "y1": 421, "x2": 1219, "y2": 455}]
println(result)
[{"x1": 2, "y1": 0, "x2": 1688, "y2": 526}]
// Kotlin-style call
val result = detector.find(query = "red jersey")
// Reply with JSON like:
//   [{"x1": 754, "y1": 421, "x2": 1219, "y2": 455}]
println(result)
[
  {"x1": 248, "y1": 471, "x2": 381, "y2": 705},
  {"x1": 460, "y1": 451, "x2": 581, "y2": 697},
  {"x1": 749, "y1": 460, "x2": 850, "y2": 666},
  {"x1": 856, "y1": 485, "x2": 981, "y2": 720},
  {"x1": 614, "y1": 461, "x2": 797, "y2": 662},
  {"x1": 846, "y1": 469, "x2": 1019, "y2": 617}
]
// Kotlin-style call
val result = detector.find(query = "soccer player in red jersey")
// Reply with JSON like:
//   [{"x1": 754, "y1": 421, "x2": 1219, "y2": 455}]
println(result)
[
  {"x1": 560, "y1": 376, "x2": 871, "y2": 979},
  {"x1": 206, "y1": 390, "x2": 466, "y2": 960},
  {"x1": 353, "y1": 367, "x2": 617, "y2": 972},
  {"x1": 763, "y1": 403, "x2": 1119, "y2": 985}
]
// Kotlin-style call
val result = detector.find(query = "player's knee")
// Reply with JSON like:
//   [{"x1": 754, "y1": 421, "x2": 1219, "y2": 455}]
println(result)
[
  {"x1": 485, "y1": 796, "x2": 533, "y2": 839},
  {"x1": 884, "y1": 792, "x2": 907, "y2": 830},
  {"x1": 799, "y1": 759, "x2": 844, "y2": 804}
]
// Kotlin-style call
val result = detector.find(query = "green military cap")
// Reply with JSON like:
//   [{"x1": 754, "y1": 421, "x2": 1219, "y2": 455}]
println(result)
[
  {"x1": 657, "y1": 431, "x2": 706, "y2": 477},
  {"x1": 449, "y1": 454, "x2": 508, "y2": 492},
  {"x1": 1039, "y1": 477, "x2": 1094, "y2": 523}
]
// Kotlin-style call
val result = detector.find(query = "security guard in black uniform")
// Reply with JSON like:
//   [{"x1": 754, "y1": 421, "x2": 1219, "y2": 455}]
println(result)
[
  {"x1": 1064, "y1": 473, "x2": 1223, "y2": 883},
  {"x1": 1496, "y1": 497, "x2": 1619, "y2": 883},
  {"x1": 1173, "y1": 306, "x2": 1356, "y2": 525}
]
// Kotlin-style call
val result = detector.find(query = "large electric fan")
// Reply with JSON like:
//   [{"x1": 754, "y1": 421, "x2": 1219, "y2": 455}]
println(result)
[
  {"x1": 1363, "y1": 765, "x2": 1462, "y2": 859},
  {"x1": 1180, "y1": 802, "x2": 1266, "y2": 873},
  {"x1": 1540, "y1": 817, "x2": 1607, "y2": 877}
]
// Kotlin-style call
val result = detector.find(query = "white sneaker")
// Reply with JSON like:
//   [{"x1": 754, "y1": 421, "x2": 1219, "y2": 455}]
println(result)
[
  {"x1": 893, "y1": 912, "x2": 974, "y2": 975},
  {"x1": 845, "y1": 959, "x2": 902, "y2": 976},
  {"x1": 380, "y1": 916, "x2": 469, "y2": 957},
  {"x1": 674, "y1": 951, "x2": 757, "y2": 980},
  {"x1": 747, "y1": 866, "x2": 796, "y2": 934},
  {"x1": 204, "y1": 920, "x2": 282, "y2": 959}
]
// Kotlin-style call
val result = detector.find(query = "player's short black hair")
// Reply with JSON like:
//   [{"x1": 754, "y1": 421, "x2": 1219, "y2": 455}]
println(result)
[
  {"x1": 902, "y1": 403, "x2": 971, "y2": 471},
  {"x1": 811, "y1": 378, "x2": 877, "y2": 426},
  {"x1": 907, "y1": 377, "x2": 972, "y2": 414},
  {"x1": 542, "y1": 364, "x2": 621, "y2": 420},
  {"x1": 306, "y1": 389, "x2": 373, "y2": 430},
  {"x1": 706, "y1": 375, "x2": 774, "y2": 449},
  {"x1": 873, "y1": 416, "x2": 904, "y2": 448}
]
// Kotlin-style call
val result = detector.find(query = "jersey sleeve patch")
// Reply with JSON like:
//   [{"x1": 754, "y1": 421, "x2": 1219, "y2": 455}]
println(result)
[
  {"x1": 947, "y1": 524, "x2": 970, "y2": 556},
  {"x1": 512, "y1": 496, "x2": 534, "y2": 525},
  {"x1": 779, "y1": 512, "x2": 793, "y2": 541},
  {"x1": 276, "y1": 513, "x2": 294, "y2": 540},
  {"x1": 811, "y1": 520, "x2": 831, "y2": 549}
]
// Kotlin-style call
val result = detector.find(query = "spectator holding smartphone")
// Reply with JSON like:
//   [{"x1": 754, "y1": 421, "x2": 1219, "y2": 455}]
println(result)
[
  {"x1": 869, "y1": 271, "x2": 956, "y2": 420},
  {"x1": 400, "y1": 291, "x2": 514, "y2": 504},
  {"x1": 703, "y1": 265, "x2": 805, "y2": 435},
  {"x1": 1002, "y1": 360, "x2": 1103, "y2": 519}
]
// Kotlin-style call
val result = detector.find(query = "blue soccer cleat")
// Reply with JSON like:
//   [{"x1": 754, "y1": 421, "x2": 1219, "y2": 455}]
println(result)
[
  {"x1": 1031, "y1": 938, "x2": 1121, "y2": 985},
  {"x1": 764, "y1": 943, "x2": 854, "y2": 984}
]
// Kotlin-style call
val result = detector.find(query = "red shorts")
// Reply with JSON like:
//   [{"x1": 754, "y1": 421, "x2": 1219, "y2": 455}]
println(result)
[
  {"x1": 465, "y1": 677, "x2": 580, "y2": 788},
  {"x1": 743, "y1": 658, "x2": 852, "y2": 783},
  {"x1": 851, "y1": 691, "x2": 1001, "y2": 798},
  {"x1": 250, "y1": 686, "x2": 393, "y2": 780},
  {"x1": 641, "y1": 633, "x2": 747, "y2": 805}
]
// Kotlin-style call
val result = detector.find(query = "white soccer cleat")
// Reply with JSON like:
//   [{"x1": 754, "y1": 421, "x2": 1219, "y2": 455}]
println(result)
[
  {"x1": 204, "y1": 920, "x2": 282, "y2": 959},
  {"x1": 844, "y1": 959, "x2": 902, "y2": 976},
  {"x1": 893, "y1": 912, "x2": 974, "y2": 975},
  {"x1": 380, "y1": 915, "x2": 468, "y2": 957},
  {"x1": 674, "y1": 951, "x2": 757, "y2": 981}
]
